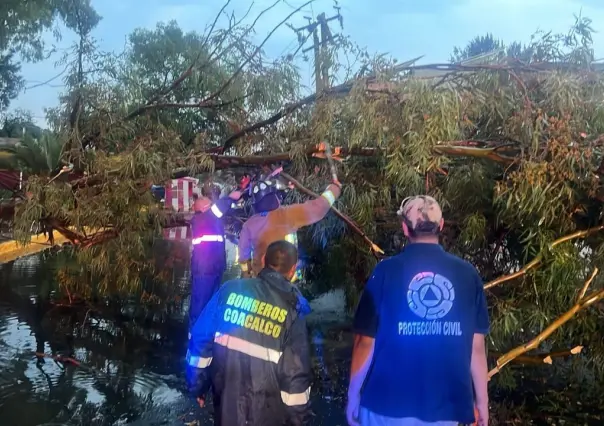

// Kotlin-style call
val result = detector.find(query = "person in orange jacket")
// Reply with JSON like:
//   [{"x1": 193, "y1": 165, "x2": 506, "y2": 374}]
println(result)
[{"x1": 237, "y1": 174, "x2": 342, "y2": 278}]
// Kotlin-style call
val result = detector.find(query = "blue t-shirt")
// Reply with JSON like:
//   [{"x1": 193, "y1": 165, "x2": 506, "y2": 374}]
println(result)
[{"x1": 353, "y1": 243, "x2": 490, "y2": 424}]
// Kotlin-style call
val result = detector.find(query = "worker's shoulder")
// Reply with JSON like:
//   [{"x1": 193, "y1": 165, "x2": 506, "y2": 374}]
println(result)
[
  {"x1": 371, "y1": 255, "x2": 402, "y2": 272},
  {"x1": 241, "y1": 212, "x2": 268, "y2": 227},
  {"x1": 220, "y1": 277, "x2": 262, "y2": 293},
  {"x1": 378, "y1": 247, "x2": 478, "y2": 274},
  {"x1": 439, "y1": 249, "x2": 479, "y2": 274}
]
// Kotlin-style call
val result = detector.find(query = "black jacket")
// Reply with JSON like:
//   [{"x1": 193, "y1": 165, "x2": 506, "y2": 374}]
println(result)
[{"x1": 186, "y1": 268, "x2": 312, "y2": 426}]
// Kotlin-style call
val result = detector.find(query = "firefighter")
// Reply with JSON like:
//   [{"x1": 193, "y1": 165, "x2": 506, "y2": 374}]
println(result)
[
  {"x1": 189, "y1": 184, "x2": 244, "y2": 330},
  {"x1": 238, "y1": 175, "x2": 342, "y2": 278},
  {"x1": 186, "y1": 240, "x2": 312, "y2": 426}
]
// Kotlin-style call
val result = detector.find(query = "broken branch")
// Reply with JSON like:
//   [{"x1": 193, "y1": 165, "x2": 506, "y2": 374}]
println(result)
[
  {"x1": 279, "y1": 170, "x2": 385, "y2": 257},
  {"x1": 489, "y1": 346, "x2": 583, "y2": 365},
  {"x1": 484, "y1": 225, "x2": 604, "y2": 290},
  {"x1": 488, "y1": 268, "x2": 601, "y2": 379}
]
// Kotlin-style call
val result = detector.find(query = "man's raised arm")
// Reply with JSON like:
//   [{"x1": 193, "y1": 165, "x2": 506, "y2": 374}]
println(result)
[
  {"x1": 279, "y1": 183, "x2": 342, "y2": 229},
  {"x1": 209, "y1": 189, "x2": 243, "y2": 219}
]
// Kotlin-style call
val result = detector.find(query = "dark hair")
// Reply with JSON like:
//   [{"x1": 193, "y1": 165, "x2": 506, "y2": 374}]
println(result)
[
  {"x1": 202, "y1": 185, "x2": 221, "y2": 200},
  {"x1": 400, "y1": 215, "x2": 440, "y2": 237},
  {"x1": 264, "y1": 240, "x2": 298, "y2": 275}
]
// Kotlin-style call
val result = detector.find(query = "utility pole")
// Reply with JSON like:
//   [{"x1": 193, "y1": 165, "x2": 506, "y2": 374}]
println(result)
[{"x1": 288, "y1": 4, "x2": 343, "y2": 93}]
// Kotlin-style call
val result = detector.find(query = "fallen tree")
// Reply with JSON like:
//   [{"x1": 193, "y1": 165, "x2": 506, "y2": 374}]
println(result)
[{"x1": 2, "y1": 4, "x2": 604, "y2": 422}]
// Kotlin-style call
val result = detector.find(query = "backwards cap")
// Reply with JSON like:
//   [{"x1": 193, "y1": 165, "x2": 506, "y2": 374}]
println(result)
[{"x1": 397, "y1": 195, "x2": 442, "y2": 235}]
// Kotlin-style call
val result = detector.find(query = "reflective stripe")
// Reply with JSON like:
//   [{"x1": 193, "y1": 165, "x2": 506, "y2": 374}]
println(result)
[
  {"x1": 211, "y1": 204, "x2": 224, "y2": 218},
  {"x1": 281, "y1": 387, "x2": 311, "y2": 406},
  {"x1": 186, "y1": 350, "x2": 213, "y2": 368},
  {"x1": 214, "y1": 332, "x2": 282, "y2": 364},
  {"x1": 192, "y1": 234, "x2": 224, "y2": 245},
  {"x1": 321, "y1": 190, "x2": 335, "y2": 206},
  {"x1": 284, "y1": 232, "x2": 297, "y2": 244}
]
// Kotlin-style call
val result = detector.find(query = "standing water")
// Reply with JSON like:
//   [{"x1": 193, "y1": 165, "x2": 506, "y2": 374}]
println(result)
[{"x1": 0, "y1": 242, "x2": 353, "y2": 425}]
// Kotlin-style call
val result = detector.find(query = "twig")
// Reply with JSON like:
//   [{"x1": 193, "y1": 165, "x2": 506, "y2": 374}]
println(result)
[
  {"x1": 279, "y1": 170, "x2": 384, "y2": 257},
  {"x1": 488, "y1": 268, "x2": 600, "y2": 379},
  {"x1": 484, "y1": 225, "x2": 604, "y2": 290},
  {"x1": 203, "y1": 0, "x2": 314, "y2": 104},
  {"x1": 136, "y1": 91, "x2": 258, "y2": 112},
  {"x1": 200, "y1": 0, "x2": 232, "y2": 51},
  {"x1": 489, "y1": 346, "x2": 583, "y2": 365},
  {"x1": 203, "y1": 2, "x2": 266, "y2": 72}
]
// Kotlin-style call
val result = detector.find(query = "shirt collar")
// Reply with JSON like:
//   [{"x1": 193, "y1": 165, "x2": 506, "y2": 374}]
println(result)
[
  {"x1": 403, "y1": 242, "x2": 444, "y2": 253},
  {"x1": 257, "y1": 268, "x2": 311, "y2": 316}
]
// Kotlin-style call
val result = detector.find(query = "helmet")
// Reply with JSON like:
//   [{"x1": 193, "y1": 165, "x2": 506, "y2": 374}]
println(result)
[{"x1": 251, "y1": 179, "x2": 278, "y2": 205}]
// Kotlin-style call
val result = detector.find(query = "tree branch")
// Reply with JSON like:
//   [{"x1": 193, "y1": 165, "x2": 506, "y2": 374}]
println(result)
[
  {"x1": 219, "y1": 82, "x2": 354, "y2": 153},
  {"x1": 279, "y1": 170, "x2": 385, "y2": 257},
  {"x1": 216, "y1": 60, "x2": 585, "y2": 154},
  {"x1": 484, "y1": 225, "x2": 604, "y2": 290},
  {"x1": 489, "y1": 346, "x2": 583, "y2": 365},
  {"x1": 135, "y1": 91, "x2": 258, "y2": 113},
  {"x1": 489, "y1": 268, "x2": 601, "y2": 379},
  {"x1": 202, "y1": 0, "x2": 314, "y2": 104}
]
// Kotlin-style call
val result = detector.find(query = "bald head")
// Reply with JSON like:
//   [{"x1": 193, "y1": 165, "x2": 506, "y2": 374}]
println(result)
[
  {"x1": 194, "y1": 197, "x2": 212, "y2": 213},
  {"x1": 264, "y1": 240, "x2": 298, "y2": 277}
]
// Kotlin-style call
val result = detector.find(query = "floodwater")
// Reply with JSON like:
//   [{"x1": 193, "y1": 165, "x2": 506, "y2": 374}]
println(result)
[{"x1": 0, "y1": 242, "x2": 352, "y2": 426}]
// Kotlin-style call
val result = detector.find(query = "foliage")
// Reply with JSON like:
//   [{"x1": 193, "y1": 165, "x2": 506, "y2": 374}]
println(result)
[
  {"x1": 451, "y1": 13, "x2": 595, "y2": 65},
  {"x1": 0, "y1": 109, "x2": 44, "y2": 139},
  {"x1": 0, "y1": 51, "x2": 23, "y2": 111},
  {"x1": 0, "y1": 132, "x2": 64, "y2": 173},
  {"x1": 119, "y1": 20, "x2": 300, "y2": 147},
  {"x1": 0, "y1": 0, "x2": 100, "y2": 112},
  {"x1": 3, "y1": 4, "x2": 604, "y2": 421},
  {"x1": 0, "y1": 110, "x2": 64, "y2": 173},
  {"x1": 8, "y1": 3, "x2": 306, "y2": 297}
]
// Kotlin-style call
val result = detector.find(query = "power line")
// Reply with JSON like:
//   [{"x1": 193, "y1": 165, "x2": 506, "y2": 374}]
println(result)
[{"x1": 287, "y1": 3, "x2": 343, "y2": 92}]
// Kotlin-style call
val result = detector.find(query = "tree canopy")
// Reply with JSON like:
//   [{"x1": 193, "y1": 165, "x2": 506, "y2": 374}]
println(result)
[
  {"x1": 0, "y1": 0, "x2": 101, "y2": 112},
  {"x1": 1, "y1": 3, "x2": 604, "y2": 422}
]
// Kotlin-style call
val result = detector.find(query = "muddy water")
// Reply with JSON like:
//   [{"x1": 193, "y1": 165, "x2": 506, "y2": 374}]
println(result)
[{"x1": 0, "y1": 243, "x2": 352, "y2": 426}]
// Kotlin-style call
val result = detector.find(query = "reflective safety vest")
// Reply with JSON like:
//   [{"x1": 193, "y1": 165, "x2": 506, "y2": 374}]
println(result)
[
  {"x1": 192, "y1": 234, "x2": 224, "y2": 245},
  {"x1": 186, "y1": 268, "x2": 312, "y2": 425},
  {"x1": 190, "y1": 197, "x2": 232, "y2": 275}
]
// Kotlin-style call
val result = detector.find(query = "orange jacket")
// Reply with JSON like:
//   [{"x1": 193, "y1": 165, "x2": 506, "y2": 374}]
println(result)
[{"x1": 238, "y1": 184, "x2": 341, "y2": 276}]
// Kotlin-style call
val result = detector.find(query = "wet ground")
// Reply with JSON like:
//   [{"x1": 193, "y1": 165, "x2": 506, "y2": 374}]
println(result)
[{"x1": 0, "y1": 244, "x2": 353, "y2": 426}]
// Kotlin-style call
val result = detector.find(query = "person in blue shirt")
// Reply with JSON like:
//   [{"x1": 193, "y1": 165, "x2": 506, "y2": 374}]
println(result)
[
  {"x1": 188, "y1": 185, "x2": 243, "y2": 331},
  {"x1": 346, "y1": 195, "x2": 490, "y2": 426}
]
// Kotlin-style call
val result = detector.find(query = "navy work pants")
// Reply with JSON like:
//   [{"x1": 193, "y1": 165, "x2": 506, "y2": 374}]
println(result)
[{"x1": 189, "y1": 271, "x2": 223, "y2": 329}]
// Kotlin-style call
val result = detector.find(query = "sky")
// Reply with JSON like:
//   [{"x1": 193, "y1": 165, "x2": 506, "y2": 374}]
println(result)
[{"x1": 8, "y1": 0, "x2": 604, "y2": 128}]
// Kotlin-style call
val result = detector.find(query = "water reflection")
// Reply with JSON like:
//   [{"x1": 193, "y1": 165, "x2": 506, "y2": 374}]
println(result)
[{"x1": 0, "y1": 242, "x2": 351, "y2": 426}]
